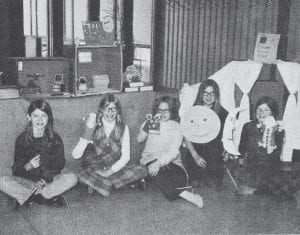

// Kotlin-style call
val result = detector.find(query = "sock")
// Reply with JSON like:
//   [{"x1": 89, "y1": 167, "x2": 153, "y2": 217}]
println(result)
[
  {"x1": 72, "y1": 137, "x2": 89, "y2": 159},
  {"x1": 180, "y1": 190, "x2": 203, "y2": 208}
]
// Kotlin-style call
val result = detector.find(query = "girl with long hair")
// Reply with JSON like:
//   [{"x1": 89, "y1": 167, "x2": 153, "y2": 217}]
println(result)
[
  {"x1": 73, "y1": 94, "x2": 147, "y2": 197},
  {"x1": 0, "y1": 99, "x2": 78, "y2": 209},
  {"x1": 182, "y1": 79, "x2": 228, "y2": 189}
]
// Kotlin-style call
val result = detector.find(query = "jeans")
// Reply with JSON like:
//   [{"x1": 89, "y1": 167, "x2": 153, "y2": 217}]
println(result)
[{"x1": 0, "y1": 173, "x2": 78, "y2": 205}]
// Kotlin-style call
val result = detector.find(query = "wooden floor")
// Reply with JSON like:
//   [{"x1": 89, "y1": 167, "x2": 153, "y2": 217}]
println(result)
[{"x1": 1, "y1": 175, "x2": 299, "y2": 235}]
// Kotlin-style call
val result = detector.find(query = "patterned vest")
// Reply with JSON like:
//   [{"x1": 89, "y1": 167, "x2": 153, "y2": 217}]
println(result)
[{"x1": 81, "y1": 125, "x2": 122, "y2": 171}]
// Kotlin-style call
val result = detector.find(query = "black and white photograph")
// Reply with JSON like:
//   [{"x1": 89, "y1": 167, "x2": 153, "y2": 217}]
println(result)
[{"x1": 0, "y1": 0, "x2": 300, "y2": 234}]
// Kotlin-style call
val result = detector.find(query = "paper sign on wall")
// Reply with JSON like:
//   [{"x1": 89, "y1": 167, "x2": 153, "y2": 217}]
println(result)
[
  {"x1": 78, "y1": 52, "x2": 92, "y2": 63},
  {"x1": 253, "y1": 33, "x2": 280, "y2": 64}
]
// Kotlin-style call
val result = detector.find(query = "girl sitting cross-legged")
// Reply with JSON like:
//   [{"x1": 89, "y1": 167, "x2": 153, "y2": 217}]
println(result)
[
  {"x1": 0, "y1": 99, "x2": 78, "y2": 209},
  {"x1": 137, "y1": 95, "x2": 203, "y2": 208},
  {"x1": 72, "y1": 94, "x2": 147, "y2": 197}
]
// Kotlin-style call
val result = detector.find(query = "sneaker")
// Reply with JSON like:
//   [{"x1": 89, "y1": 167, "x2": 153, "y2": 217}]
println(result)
[
  {"x1": 180, "y1": 191, "x2": 203, "y2": 208},
  {"x1": 47, "y1": 195, "x2": 69, "y2": 207}
]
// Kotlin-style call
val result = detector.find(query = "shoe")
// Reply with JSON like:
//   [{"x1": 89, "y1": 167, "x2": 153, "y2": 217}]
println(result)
[
  {"x1": 14, "y1": 198, "x2": 31, "y2": 210},
  {"x1": 26, "y1": 194, "x2": 47, "y2": 205},
  {"x1": 14, "y1": 199, "x2": 22, "y2": 210},
  {"x1": 0, "y1": 192, "x2": 25, "y2": 211},
  {"x1": 129, "y1": 179, "x2": 146, "y2": 190},
  {"x1": 46, "y1": 195, "x2": 69, "y2": 207}
]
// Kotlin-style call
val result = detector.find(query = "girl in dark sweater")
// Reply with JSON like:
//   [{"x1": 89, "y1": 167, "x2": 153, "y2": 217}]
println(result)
[
  {"x1": 238, "y1": 96, "x2": 300, "y2": 201},
  {"x1": 0, "y1": 99, "x2": 78, "y2": 208}
]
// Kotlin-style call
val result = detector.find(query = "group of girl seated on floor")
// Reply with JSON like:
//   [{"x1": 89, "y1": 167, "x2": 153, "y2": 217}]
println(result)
[{"x1": 0, "y1": 79, "x2": 299, "y2": 210}]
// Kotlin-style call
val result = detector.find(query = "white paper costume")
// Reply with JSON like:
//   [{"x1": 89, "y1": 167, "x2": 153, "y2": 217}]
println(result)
[{"x1": 277, "y1": 60, "x2": 300, "y2": 162}]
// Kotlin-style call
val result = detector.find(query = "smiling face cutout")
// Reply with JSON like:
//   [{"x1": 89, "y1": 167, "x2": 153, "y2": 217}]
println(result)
[{"x1": 180, "y1": 105, "x2": 221, "y2": 143}]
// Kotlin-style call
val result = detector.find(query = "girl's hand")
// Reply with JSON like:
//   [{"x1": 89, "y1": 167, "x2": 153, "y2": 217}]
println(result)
[
  {"x1": 277, "y1": 121, "x2": 284, "y2": 132},
  {"x1": 140, "y1": 155, "x2": 156, "y2": 165},
  {"x1": 192, "y1": 153, "x2": 206, "y2": 168},
  {"x1": 25, "y1": 155, "x2": 41, "y2": 170},
  {"x1": 142, "y1": 120, "x2": 151, "y2": 134},
  {"x1": 194, "y1": 155, "x2": 206, "y2": 168},
  {"x1": 34, "y1": 179, "x2": 46, "y2": 194},
  {"x1": 95, "y1": 169, "x2": 114, "y2": 178},
  {"x1": 148, "y1": 161, "x2": 161, "y2": 177}
]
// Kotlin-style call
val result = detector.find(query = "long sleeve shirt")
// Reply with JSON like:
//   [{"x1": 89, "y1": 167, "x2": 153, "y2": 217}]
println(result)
[
  {"x1": 12, "y1": 131, "x2": 65, "y2": 183},
  {"x1": 140, "y1": 120, "x2": 184, "y2": 168}
]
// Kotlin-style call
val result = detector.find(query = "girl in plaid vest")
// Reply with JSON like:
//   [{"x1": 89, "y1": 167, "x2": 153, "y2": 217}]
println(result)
[{"x1": 72, "y1": 94, "x2": 147, "y2": 197}]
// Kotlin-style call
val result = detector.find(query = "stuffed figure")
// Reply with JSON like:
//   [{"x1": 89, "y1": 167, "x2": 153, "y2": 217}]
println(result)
[
  {"x1": 123, "y1": 65, "x2": 142, "y2": 83},
  {"x1": 72, "y1": 113, "x2": 97, "y2": 159},
  {"x1": 78, "y1": 77, "x2": 88, "y2": 92},
  {"x1": 258, "y1": 116, "x2": 279, "y2": 154}
]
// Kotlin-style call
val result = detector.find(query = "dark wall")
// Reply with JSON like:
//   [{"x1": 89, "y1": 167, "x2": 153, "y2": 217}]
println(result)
[
  {"x1": 53, "y1": 0, "x2": 64, "y2": 57},
  {"x1": 153, "y1": 0, "x2": 166, "y2": 88},
  {"x1": 123, "y1": 0, "x2": 134, "y2": 71},
  {"x1": 0, "y1": 1, "x2": 12, "y2": 57},
  {"x1": 0, "y1": 0, "x2": 24, "y2": 57},
  {"x1": 9, "y1": 0, "x2": 25, "y2": 57}
]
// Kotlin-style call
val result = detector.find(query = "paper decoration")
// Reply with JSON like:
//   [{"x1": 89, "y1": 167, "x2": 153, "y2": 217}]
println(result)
[
  {"x1": 82, "y1": 21, "x2": 115, "y2": 45},
  {"x1": 253, "y1": 33, "x2": 280, "y2": 64},
  {"x1": 78, "y1": 52, "x2": 92, "y2": 63}
]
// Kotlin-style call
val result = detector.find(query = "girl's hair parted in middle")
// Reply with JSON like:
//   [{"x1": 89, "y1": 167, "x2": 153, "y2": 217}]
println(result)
[{"x1": 97, "y1": 94, "x2": 125, "y2": 141}]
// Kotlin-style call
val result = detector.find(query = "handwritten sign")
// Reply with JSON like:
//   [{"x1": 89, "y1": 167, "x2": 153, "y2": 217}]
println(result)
[
  {"x1": 253, "y1": 33, "x2": 280, "y2": 64},
  {"x1": 82, "y1": 21, "x2": 115, "y2": 45},
  {"x1": 78, "y1": 52, "x2": 92, "y2": 63}
]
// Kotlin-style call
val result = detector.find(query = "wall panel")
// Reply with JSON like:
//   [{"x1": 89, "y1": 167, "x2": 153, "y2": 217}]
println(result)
[{"x1": 158, "y1": 0, "x2": 279, "y2": 90}]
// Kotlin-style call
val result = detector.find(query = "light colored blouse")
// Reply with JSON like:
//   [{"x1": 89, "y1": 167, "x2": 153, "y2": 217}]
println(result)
[{"x1": 139, "y1": 120, "x2": 184, "y2": 168}]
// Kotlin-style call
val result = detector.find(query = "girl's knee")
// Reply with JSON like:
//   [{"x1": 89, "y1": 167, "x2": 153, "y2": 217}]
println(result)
[
  {"x1": 0, "y1": 176, "x2": 13, "y2": 187},
  {"x1": 0, "y1": 176, "x2": 7, "y2": 188},
  {"x1": 64, "y1": 173, "x2": 78, "y2": 187}
]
